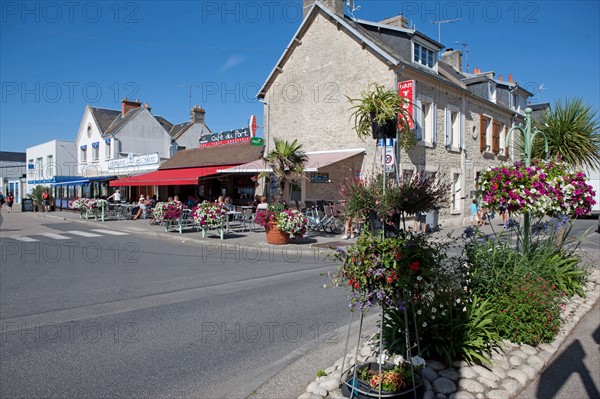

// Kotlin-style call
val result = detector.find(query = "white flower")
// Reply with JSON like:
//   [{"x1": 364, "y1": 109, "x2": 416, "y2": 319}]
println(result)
[{"x1": 392, "y1": 354, "x2": 404, "y2": 366}]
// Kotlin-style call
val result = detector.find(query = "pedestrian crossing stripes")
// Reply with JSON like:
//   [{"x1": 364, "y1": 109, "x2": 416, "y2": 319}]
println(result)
[
  {"x1": 64, "y1": 230, "x2": 102, "y2": 238},
  {"x1": 3, "y1": 230, "x2": 129, "y2": 243},
  {"x1": 9, "y1": 236, "x2": 39, "y2": 242},
  {"x1": 90, "y1": 229, "x2": 129, "y2": 236},
  {"x1": 40, "y1": 233, "x2": 71, "y2": 240}
]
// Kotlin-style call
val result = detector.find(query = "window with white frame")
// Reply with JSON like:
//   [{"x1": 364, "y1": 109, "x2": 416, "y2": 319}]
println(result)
[
  {"x1": 413, "y1": 43, "x2": 436, "y2": 69},
  {"x1": 416, "y1": 97, "x2": 436, "y2": 145},
  {"x1": 92, "y1": 142, "x2": 99, "y2": 162},
  {"x1": 105, "y1": 140, "x2": 111, "y2": 160},
  {"x1": 445, "y1": 106, "x2": 461, "y2": 149},
  {"x1": 499, "y1": 123, "x2": 506, "y2": 155},
  {"x1": 423, "y1": 102, "x2": 436, "y2": 143},
  {"x1": 46, "y1": 155, "x2": 53, "y2": 177},
  {"x1": 80, "y1": 146, "x2": 87, "y2": 163},
  {"x1": 36, "y1": 157, "x2": 43, "y2": 180},
  {"x1": 452, "y1": 172, "x2": 462, "y2": 211}
]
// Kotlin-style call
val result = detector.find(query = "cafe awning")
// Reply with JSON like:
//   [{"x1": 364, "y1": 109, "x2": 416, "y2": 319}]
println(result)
[
  {"x1": 217, "y1": 148, "x2": 366, "y2": 174},
  {"x1": 109, "y1": 165, "x2": 231, "y2": 186}
]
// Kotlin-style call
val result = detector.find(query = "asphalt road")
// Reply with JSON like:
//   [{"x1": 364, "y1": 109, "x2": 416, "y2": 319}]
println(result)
[{"x1": 0, "y1": 218, "x2": 350, "y2": 398}]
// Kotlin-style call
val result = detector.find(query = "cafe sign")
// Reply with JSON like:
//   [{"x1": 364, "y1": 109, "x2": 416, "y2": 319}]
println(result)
[
  {"x1": 108, "y1": 152, "x2": 159, "y2": 169},
  {"x1": 199, "y1": 127, "x2": 251, "y2": 147}
]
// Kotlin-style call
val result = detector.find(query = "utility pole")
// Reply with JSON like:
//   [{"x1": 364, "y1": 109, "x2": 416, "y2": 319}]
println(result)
[{"x1": 431, "y1": 18, "x2": 461, "y2": 43}]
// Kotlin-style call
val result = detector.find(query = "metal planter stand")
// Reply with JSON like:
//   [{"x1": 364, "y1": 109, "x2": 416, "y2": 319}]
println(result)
[{"x1": 339, "y1": 292, "x2": 422, "y2": 399}]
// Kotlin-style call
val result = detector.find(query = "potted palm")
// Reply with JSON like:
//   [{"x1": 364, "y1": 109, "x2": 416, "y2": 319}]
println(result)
[
  {"x1": 262, "y1": 138, "x2": 307, "y2": 203},
  {"x1": 348, "y1": 83, "x2": 416, "y2": 149}
]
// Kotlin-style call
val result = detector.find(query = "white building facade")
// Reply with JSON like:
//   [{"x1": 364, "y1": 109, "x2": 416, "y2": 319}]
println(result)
[{"x1": 25, "y1": 140, "x2": 78, "y2": 195}]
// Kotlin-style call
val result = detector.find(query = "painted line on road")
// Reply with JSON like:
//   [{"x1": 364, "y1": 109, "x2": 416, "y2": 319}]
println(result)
[
  {"x1": 8, "y1": 236, "x2": 39, "y2": 242},
  {"x1": 64, "y1": 230, "x2": 102, "y2": 238},
  {"x1": 0, "y1": 265, "x2": 334, "y2": 333},
  {"x1": 40, "y1": 233, "x2": 72, "y2": 240},
  {"x1": 91, "y1": 229, "x2": 129, "y2": 236}
]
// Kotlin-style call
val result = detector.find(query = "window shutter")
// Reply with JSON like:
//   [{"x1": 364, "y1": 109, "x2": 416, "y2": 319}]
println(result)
[
  {"x1": 415, "y1": 98, "x2": 422, "y2": 141},
  {"x1": 492, "y1": 122, "x2": 500, "y2": 154},
  {"x1": 445, "y1": 108, "x2": 451, "y2": 147},
  {"x1": 479, "y1": 115, "x2": 487, "y2": 152},
  {"x1": 432, "y1": 104, "x2": 437, "y2": 144}
]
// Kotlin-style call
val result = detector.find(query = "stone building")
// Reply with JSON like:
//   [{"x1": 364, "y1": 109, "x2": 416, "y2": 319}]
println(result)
[{"x1": 256, "y1": 0, "x2": 533, "y2": 226}]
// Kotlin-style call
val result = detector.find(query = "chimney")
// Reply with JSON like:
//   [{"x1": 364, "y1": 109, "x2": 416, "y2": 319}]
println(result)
[
  {"x1": 191, "y1": 105, "x2": 205, "y2": 124},
  {"x1": 121, "y1": 97, "x2": 142, "y2": 116},
  {"x1": 379, "y1": 14, "x2": 410, "y2": 29},
  {"x1": 508, "y1": 74, "x2": 513, "y2": 82},
  {"x1": 303, "y1": 0, "x2": 344, "y2": 19},
  {"x1": 143, "y1": 103, "x2": 152, "y2": 112},
  {"x1": 498, "y1": 75, "x2": 503, "y2": 81},
  {"x1": 441, "y1": 48, "x2": 462, "y2": 72}
]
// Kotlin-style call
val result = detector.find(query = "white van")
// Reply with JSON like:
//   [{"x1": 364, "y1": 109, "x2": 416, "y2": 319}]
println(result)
[{"x1": 584, "y1": 168, "x2": 600, "y2": 216}]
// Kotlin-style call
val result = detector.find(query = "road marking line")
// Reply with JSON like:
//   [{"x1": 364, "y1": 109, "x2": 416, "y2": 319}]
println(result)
[
  {"x1": 10, "y1": 236, "x2": 39, "y2": 242},
  {"x1": 91, "y1": 229, "x2": 129, "y2": 236},
  {"x1": 64, "y1": 230, "x2": 102, "y2": 237},
  {"x1": 40, "y1": 233, "x2": 72, "y2": 240}
]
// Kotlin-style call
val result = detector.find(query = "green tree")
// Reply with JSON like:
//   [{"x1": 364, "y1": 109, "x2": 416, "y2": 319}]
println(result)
[
  {"x1": 531, "y1": 98, "x2": 600, "y2": 171},
  {"x1": 263, "y1": 138, "x2": 308, "y2": 201}
]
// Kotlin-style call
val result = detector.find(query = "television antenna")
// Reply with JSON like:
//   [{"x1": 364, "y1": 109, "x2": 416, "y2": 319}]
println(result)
[
  {"x1": 431, "y1": 18, "x2": 461, "y2": 43},
  {"x1": 455, "y1": 41, "x2": 469, "y2": 72},
  {"x1": 178, "y1": 84, "x2": 201, "y2": 111},
  {"x1": 345, "y1": 0, "x2": 361, "y2": 19}
]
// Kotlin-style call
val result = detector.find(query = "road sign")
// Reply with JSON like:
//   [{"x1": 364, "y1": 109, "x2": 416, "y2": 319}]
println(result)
[{"x1": 250, "y1": 137, "x2": 264, "y2": 146}]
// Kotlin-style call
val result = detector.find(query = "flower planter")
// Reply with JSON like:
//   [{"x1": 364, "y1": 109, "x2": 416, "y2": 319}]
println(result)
[
  {"x1": 370, "y1": 114, "x2": 397, "y2": 140},
  {"x1": 341, "y1": 376, "x2": 423, "y2": 399},
  {"x1": 266, "y1": 222, "x2": 289, "y2": 245}
]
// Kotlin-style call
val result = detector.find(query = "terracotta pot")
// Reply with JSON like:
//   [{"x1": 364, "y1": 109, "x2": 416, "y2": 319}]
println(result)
[{"x1": 266, "y1": 222, "x2": 289, "y2": 245}]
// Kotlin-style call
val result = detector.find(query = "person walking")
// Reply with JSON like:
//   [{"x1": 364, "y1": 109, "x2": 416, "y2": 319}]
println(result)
[
  {"x1": 5, "y1": 192, "x2": 14, "y2": 213},
  {"x1": 470, "y1": 199, "x2": 482, "y2": 226},
  {"x1": 42, "y1": 190, "x2": 51, "y2": 212},
  {"x1": 0, "y1": 191, "x2": 4, "y2": 213}
]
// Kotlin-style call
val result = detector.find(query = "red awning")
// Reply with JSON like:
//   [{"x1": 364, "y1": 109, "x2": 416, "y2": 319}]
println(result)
[{"x1": 109, "y1": 165, "x2": 231, "y2": 187}]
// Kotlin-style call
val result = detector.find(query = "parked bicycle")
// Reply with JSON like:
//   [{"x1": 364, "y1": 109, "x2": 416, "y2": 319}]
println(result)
[{"x1": 304, "y1": 200, "x2": 344, "y2": 234}]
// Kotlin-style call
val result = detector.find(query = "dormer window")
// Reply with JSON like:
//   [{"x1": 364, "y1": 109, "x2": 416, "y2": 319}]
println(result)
[{"x1": 413, "y1": 43, "x2": 436, "y2": 69}]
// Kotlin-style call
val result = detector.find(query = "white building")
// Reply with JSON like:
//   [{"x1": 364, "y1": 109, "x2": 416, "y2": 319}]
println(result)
[
  {"x1": 75, "y1": 99, "x2": 210, "y2": 178},
  {"x1": 25, "y1": 140, "x2": 78, "y2": 195},
  {"x1": 0, "y1": 151, "x2": 26, "y2": 203}
]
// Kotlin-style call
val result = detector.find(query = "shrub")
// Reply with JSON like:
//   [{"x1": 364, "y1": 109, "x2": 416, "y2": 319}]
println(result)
[{"x1": 491, "y1": 276, "x2": 562, "y2": 345}]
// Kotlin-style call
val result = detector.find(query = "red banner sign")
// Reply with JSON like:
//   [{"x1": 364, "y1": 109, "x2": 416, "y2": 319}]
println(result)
[{"x1": 398, "y1": 80, "x2": 415, "y2": 130}]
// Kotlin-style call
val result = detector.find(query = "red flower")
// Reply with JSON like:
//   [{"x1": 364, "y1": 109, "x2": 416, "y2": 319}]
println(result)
[
  {"x1": 395, "y1": 251, "x2": 402, "y2": 261},
  {"x1": 386, "y1": 276, "x2": 393, "y2": 283},
  {"x1": 353, "y1": 282, "x2": 359, "y2": 289},
  {"x1": 408, "y1": 261, "x2": 420, "y2": 272}
]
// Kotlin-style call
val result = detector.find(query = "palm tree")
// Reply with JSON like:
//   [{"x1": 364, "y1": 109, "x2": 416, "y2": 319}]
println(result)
[
  {"x1": 530, "y1": 98, "x2": 600, "y2": 171},
  {"x1": 263, "y1": 138, "x2": 308, "y2": 201}
]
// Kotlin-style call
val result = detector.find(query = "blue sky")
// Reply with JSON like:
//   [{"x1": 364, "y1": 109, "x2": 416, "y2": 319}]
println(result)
[{"x1": 1, "y1": 0, "x2": 599, "y2": 153}]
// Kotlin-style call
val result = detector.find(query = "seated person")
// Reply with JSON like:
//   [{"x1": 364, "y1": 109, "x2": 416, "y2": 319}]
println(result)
[{"x1": 132, "y1": 195, "x2": 148, "y2": 220}]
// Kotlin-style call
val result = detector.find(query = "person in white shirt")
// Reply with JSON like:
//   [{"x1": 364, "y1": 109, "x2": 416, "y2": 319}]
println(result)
[{"x1": 107, "y1": 189, "x2": 121, "y2": 202}]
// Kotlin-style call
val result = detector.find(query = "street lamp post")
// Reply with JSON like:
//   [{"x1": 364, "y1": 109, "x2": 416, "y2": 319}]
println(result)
[{"x1": 505, "y1": 107, "x2": 548, "y2": 252}]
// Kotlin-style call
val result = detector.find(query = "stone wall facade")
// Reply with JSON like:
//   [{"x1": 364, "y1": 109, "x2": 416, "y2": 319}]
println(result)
[{"x1": 262, "y1": 8, "x2": 524, "y2": 227}]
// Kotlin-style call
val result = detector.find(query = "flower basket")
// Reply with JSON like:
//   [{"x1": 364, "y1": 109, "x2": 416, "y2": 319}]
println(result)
[
  {"x1": 192, "y1": 202, "x2": 227, "y2": 239},
  {"x1": 371, "y1": 114, "x2": 397, "y2": 140},
  {"x1": 266, "y1": 222, "x2": 289, "y2": 245},
  {"x1": 256, "y1": 205, "x2": 307, "y2": 241},
  {"x1": 341, "y1": 361, "x2": 423, "y2": 399}
]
